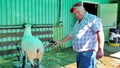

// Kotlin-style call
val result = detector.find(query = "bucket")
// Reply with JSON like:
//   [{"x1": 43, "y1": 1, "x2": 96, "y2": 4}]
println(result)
[{"x1": 109, "y1": 28, "x2": 120, "y2": 46}]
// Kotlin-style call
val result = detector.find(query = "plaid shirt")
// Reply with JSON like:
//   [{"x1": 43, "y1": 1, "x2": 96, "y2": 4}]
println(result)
[{"x1": 69, "y1": 12, "x2": 103, "y2": 52}]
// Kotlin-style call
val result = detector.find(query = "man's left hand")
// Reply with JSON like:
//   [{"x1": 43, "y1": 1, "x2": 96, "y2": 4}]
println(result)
[{"x1": 96, "y1": 48, "x2": 104, "y2": 59}]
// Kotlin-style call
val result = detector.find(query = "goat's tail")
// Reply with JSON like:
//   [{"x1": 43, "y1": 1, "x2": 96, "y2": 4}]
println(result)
[{"x1": 27, "y1": 48, "x2": 44, "y2": 66}]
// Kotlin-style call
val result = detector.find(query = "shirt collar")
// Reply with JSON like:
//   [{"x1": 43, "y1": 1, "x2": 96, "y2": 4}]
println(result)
[
  {"x1": 83, "y1": 12, "x2": 88, "y2": 19},
  {"x1": 77, "y1": 12, "x2": 88, "y2": 24}
]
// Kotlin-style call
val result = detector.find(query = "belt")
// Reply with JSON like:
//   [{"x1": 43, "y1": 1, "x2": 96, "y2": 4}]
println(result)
[
  {"x1": 87, "y1": 49, "x2": 96, "y2": 52},
  {"x1": 81, "y1": 50, "x2": 96, "y2": 52}
]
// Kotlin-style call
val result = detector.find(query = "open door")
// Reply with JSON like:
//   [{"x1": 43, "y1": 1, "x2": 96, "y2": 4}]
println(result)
[
  {"x1": 98, "y1": 3, "x2": 118, "y2": 42},
  {"x1": 98, "y1": 4, "x2": 118, "y2": 27}
]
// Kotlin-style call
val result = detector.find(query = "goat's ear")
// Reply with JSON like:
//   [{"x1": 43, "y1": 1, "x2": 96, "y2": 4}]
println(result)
[
  {"x1": 27, "y1": 23, "x2": 33, "y2": 27},
  {"x1": 22, "y1": 23, "x2": 27, "y2": 28},
  {"x1": 30, "y1": 23, "x2": 34, "y2": 28}
]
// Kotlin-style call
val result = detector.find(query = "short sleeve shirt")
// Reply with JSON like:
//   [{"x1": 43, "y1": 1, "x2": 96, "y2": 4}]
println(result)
[{"x1": 69, "y1": 12, "x2": 103, "y2": 52}]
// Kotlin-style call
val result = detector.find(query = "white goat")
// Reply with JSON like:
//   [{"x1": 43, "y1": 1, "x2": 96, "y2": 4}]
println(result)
[{"x1": 21, "y1": 24, "x2": 44, "y2": 68}]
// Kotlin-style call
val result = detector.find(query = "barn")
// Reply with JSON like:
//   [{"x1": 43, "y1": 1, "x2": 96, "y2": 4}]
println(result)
[{"x1": 0, "y1": 0, "x2": 120, "y2": 68}]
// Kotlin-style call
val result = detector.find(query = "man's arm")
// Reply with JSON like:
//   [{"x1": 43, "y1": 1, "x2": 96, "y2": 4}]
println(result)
[
  {"x1": 96, "y1": 27, "x2": 104, "y2": 59},
  {"x1": 55, "y1": 36, "x2": 73, "y2": 45}
]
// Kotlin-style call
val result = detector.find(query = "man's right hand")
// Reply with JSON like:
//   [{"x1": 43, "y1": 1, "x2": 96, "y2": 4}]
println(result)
[{"x1": 55, "y1": 41, "x2": 62, "y2": 45}]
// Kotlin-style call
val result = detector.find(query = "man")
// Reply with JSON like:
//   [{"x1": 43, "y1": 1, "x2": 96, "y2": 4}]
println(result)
[{"x1": 55, "y1": 2, "x2": 104, "y2": 68}]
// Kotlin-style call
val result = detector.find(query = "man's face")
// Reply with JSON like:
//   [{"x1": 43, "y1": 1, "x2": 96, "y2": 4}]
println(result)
[{"x1": 73, "y1": 8, "x2": 84, "y2": 20}]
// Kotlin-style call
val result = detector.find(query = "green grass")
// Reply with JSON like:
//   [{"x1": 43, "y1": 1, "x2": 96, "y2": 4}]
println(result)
[
  {"x1": 42, "y1": 47, "x2": 76, "y2": 68},
  {"x1": 0, "y1": 47, "x2": 76, "y2": 68},
  {"x1": 0, "y1": 46, "x2": 119, "y2": 68},
  {"x1": 0, "y1": 57, "x2": 13, "y2": 68}
]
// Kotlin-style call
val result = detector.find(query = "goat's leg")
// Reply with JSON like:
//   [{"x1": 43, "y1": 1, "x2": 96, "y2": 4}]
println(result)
[
  {"x1": 31, "y1": 63, "x2": 34, "y2": 67},
  {"x1": 31, "y1": 60, "x2": 36, "y2": 68},
  {"x1": 36, "y1": 59, "x2": 39, "y2": 68},
  {"x1": 32, "y1": 59, "x2": 39, "y2": 68},
  {"x1": 22, "y1": 55, "x2": 26, "y2": 68},
  {"x1": 30, "y1": 59, "x2": 39, "y2": 68}
]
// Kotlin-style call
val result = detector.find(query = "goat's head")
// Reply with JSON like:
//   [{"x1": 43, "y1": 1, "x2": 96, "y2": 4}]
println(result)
[{"x1": 22, "y1": 23, "x2": 32, "y2": 28}]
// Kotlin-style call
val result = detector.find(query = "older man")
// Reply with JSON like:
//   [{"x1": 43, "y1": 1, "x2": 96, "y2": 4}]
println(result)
[{"x1": 55, "y1": 2, "x2": 104, "y2": 68}]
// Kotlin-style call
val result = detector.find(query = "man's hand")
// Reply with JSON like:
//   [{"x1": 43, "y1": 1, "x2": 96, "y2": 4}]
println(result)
[
  {"x1": 54, "y1": 41, "x2": 62, "y2": 46},
  {"x1": 96, "y1": 48, "x2": 104, "y2": 59}
]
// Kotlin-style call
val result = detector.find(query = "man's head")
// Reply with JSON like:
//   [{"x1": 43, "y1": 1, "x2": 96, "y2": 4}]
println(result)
[{"x1": 70, "y1": 3, "x2": 86, "y2": 20}]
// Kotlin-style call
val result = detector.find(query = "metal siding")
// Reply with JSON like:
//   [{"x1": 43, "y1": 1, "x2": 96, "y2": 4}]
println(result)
[
  {"x1": 0, "y1": 29, "x2": 22, "y2": 58},
  {"x1": 0, "y1": 0, "x2": 59, "y2": 25},
  {"x1": 83, "y1": 0, "x2": 109, "y2": 4},
  {"x1": 0, "y1": 0, "x2": 81, "y2": 58},
  {"x1": 0, "y1": 0, "x2": 59, "y2": 58},
  {"x1": 61, "y1": 0, "x2": 80, "y2": 48}
]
